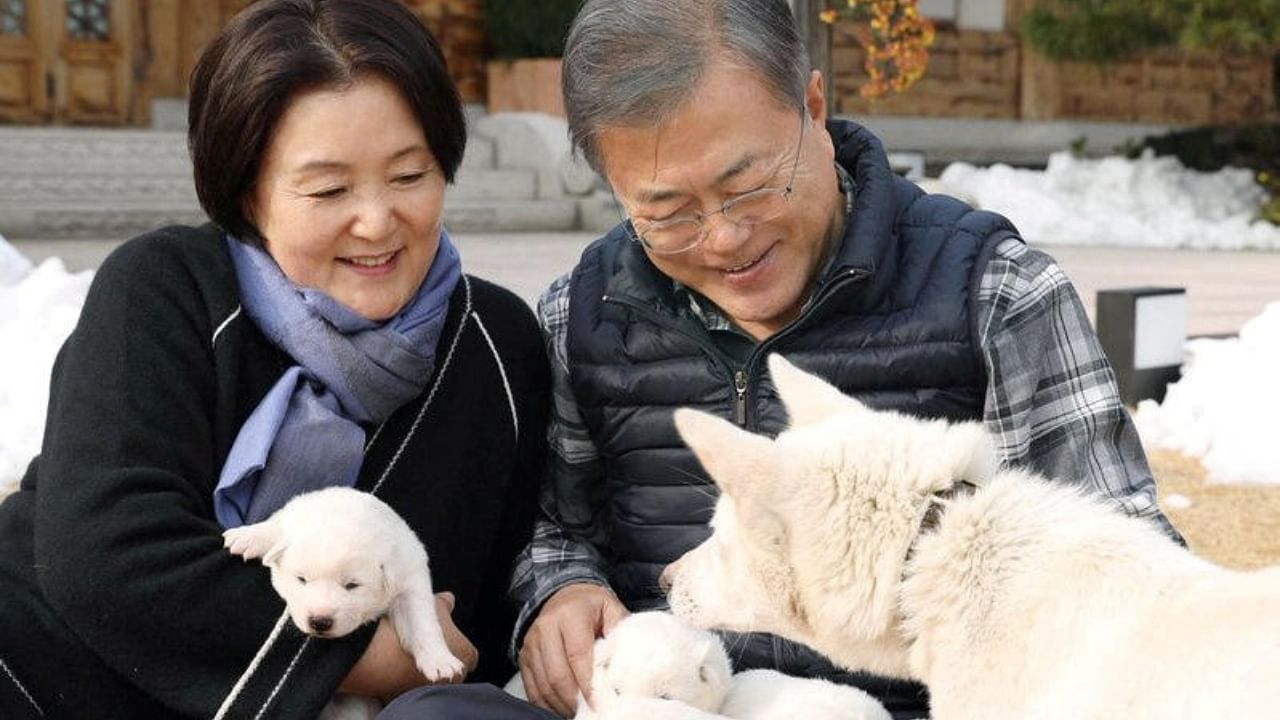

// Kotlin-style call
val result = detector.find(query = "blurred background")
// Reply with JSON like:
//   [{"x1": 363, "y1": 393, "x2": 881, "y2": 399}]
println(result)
[{"x1": 1, "y1": 0, "x2": 1278, "y2": 565}]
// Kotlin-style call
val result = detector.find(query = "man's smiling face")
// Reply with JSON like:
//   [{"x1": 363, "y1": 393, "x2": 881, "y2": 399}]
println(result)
[{"x1": 598, "y1": 59, "x2": 841, "y2": 340}]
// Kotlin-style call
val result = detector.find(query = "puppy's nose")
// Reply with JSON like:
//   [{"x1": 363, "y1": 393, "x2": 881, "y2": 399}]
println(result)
[
  {"x1": 308, "y1": 615, "x2": 334, "y2": 634},
  {"x1": 658, "y1": 565, "x2": 674, "y2": 594}
]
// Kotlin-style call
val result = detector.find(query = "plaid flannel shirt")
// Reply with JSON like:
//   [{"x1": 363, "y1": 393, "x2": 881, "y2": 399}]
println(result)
[{"x1": 507, "y1": 234, "x2": 1181, "y2": 660}]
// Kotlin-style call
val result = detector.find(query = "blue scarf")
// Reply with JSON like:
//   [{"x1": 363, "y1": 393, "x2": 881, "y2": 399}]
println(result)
[{"x1": 214, "y1": 231, "x2": 462, "y2": 528}]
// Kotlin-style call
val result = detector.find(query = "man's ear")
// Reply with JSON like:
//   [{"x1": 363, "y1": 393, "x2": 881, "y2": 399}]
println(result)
[
  {"x1": 768, "y1": 354, "x2": 862, "y2": 428},
  {"x1": 673, "y1": 408, "x2": 777, "y2": 499}
]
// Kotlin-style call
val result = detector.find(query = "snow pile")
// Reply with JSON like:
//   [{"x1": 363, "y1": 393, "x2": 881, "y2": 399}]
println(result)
[
  {"x1": 1135, "y1": 302, "x2": 1280, "y2": 486},
  {"x1": 941, "y1": 150, "x2": 1280, "y2": 251},
  {"x1": 0, "y1": 237, "x2": 94, "y2": 498}
]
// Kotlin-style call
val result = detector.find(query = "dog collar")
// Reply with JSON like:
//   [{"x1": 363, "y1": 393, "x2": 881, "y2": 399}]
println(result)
[{"x1": 904, "y1": 479, "x2": 979, "y2": 570}]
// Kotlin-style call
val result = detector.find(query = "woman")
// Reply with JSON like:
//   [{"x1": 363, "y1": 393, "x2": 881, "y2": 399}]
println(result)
[{"x1": 0, "y1": 1, "x2": 554, "y2": 718}]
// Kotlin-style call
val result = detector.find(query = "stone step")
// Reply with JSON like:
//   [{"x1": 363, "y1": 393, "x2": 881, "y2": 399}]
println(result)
[
  {"x1": 0, "y1": 197, "x2": 582, "y2": 239},
  {"x1": 443, "y1": 199, "x2": 579, "y2": 233},
  {"x1": 0, "y1": 200, "x2": 207, "y2": 240},
  {"x1": 0, "y1": 125, "x2": 577, "y2": 238},
  {"x1": 448, "y1": 168, "x2": 535, "y2": 201}
]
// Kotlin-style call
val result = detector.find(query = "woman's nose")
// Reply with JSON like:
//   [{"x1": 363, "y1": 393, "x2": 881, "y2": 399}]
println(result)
[{"x1": 350, "y1": 193, "x2": 397, "y2": 241}]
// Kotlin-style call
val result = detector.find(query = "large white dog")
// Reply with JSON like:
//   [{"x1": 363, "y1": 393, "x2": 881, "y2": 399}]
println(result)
[
  {"x1": 663, "y1": 355, "x2": 1280, "y2": 720},
  {"x1": 223, "y1": 487, "x2": 464, "y2": 712}
]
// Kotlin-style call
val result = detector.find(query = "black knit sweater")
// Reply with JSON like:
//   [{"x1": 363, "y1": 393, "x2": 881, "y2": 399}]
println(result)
[{"x1": 0, "y1": 225, "x2": 549, "y2": 719}]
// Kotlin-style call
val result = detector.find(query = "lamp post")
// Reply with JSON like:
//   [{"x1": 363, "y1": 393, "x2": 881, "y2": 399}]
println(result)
[{"x1": 1096, "y1": 287, "x2": 1188, "y2": 406}]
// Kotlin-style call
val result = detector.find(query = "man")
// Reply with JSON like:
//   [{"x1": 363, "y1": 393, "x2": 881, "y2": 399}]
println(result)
[{"x1": 510, "y1": 1, "x2": 1181, "y2": 718}]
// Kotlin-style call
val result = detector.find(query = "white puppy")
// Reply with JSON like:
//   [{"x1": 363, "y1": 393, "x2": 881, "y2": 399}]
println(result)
[
  {"x1": 665, "y1": 354, "x2": 1280, "y2": 720},
  {"x1": 576, "y1": 612, "x2": 888, "y2": 720},
  {"x1": 223, "y1": 487, "x2": 464, "y2": 686},
  {"x1": 576, "y1": 611, "x2": 733, "y2": 719}
]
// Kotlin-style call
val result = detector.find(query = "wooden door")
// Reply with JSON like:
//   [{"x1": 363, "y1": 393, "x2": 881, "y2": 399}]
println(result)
[
  {"x1": 0, "y1": 0, "x2": 49, "y2": 122},
  {"x1": 0, "y1": 0, "x2": 133, "y2": 124}
]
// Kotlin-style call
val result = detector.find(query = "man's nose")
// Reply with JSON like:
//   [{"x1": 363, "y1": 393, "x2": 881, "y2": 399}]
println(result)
[
  {"x1": 700, "y1": 211, "x2": 751, "y2": 254},
  {"x1": 308, "y1": 615, "x2": 334, "y2": 633}
]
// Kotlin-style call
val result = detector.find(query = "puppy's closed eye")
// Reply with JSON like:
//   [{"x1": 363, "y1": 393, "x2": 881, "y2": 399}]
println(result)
[
  {"x1": 343, "y1": 581, "x2": 361, "y2": 591},
  {"x1": 296, "y1": 575, "x2": 308, "y2": 585}
]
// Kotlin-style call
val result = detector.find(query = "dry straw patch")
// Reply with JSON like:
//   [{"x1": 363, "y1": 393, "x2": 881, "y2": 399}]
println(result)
[{"x1": 1150, "y1": 449, "x2": 1280, "y2": 570}]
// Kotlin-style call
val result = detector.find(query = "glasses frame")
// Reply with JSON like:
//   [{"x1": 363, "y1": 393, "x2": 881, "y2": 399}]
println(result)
[{"x1": 626, "y1": 112, "x2": 808, "y2": 256}]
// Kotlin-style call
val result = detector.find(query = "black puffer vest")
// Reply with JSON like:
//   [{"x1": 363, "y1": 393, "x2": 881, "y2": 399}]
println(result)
[{"x1": 566, "y1": 120, "x2": 1018, "y2": 714}]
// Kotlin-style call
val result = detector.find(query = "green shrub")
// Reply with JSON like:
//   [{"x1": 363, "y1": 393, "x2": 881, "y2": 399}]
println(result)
[
  {"x1": 1126, "y1": 124, "x2": 1280, "y2": 224},
  {"x1": 484, "y1": 0, "x2": 582, "y2": 59}
]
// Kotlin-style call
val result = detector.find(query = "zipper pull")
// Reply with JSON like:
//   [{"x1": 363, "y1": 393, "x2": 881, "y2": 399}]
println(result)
[{"x1": 734, "y1": 370, "x2": 748, "y2": 426}]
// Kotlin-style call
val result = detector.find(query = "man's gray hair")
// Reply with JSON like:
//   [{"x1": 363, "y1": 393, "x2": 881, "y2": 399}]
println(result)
[{"x1": 562, "y1": 0, "x2": 811, "y2": 173}]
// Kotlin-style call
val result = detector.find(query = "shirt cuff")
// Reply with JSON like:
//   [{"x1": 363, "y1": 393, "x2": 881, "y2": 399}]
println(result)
[{"x1": 508, "y1": 567, "x2": 613, "y2": 663}]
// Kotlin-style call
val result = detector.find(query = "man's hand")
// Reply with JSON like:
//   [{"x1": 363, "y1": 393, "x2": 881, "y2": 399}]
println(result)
[
  {"x1": 519, "y1": 583, "x2": 629, "y2": 717},
  {"x1": 341, "y1": 592, "x2": 478, "y2": 704}
]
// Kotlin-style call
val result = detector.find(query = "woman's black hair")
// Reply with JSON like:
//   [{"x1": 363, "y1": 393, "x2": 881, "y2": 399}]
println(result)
[{"x1": 188, "y1": 0, "x2": 466, "y2": 242}]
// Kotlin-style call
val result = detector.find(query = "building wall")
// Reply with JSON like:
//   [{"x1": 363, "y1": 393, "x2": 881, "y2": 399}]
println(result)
[{"x1": 0, "y1": 0, "x2": 488, "y2": 127}]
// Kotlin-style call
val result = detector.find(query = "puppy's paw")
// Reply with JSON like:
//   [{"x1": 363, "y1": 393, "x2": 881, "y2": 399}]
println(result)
[
  {"x1": 222, "y1": 521, "x2": 279, "y2": 561},
  {"x1": 414, "y1": 647, "x2": 466, "y2": 683}
]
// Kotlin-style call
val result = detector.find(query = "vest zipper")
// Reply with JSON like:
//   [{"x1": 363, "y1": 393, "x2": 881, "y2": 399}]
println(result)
[
  {"x1": 734, "y1": 370, "x2": 748, "y2": 426},
  {"x1": 604, "y1": 266, "x2": 868, "y2": 430},
  {"x1": 737, "y1": 267, "x2": 871, "y2": 427}
]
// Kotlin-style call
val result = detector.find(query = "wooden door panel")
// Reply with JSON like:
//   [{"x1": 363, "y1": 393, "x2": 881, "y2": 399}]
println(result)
[
  {"x1": 0, "y1": 0, "x2": 48, "y2": 122},
  {"x1": 55, "y1": 0, "x2": 132, "y2": 124}
]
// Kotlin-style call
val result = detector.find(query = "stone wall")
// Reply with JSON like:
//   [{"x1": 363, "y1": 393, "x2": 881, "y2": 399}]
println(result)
[
  {"x1": 830, "y1": 7, "x2": 1278, "y2": 125},
  {"x1": 833, "y1": 24, "x2": 1021, "y2": 119}
]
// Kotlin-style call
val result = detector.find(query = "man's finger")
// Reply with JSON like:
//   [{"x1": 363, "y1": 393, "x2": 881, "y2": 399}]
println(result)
[
  {"x1": 519, "y1": 644, "x2": 552, "y2": 712},
  {"x1": 561, "y1": 619, "x2": 597, "y2": 708},
  {"x1": 541, "y1": 629, "x2": 582, "y2": 716}
]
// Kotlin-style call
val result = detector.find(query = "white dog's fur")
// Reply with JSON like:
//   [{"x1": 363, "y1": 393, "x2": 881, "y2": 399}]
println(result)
[
  {"x1": 223, "y1": 486, "x2": 464, "y2": 711},
  {"x1": 664, "y1": 354, "x2": 1280, "y2": 720},
  {"x1": 721, "y1": 670, "x2": 892, "y2": 720},
  {"x1": 576, "y1": 612, "x2": 889, "y2": 720}
]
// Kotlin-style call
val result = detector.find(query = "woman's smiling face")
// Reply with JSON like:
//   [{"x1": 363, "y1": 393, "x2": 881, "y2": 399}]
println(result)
[{"x1": 248, "y1": 74, "x2": 446, "y2": 321}]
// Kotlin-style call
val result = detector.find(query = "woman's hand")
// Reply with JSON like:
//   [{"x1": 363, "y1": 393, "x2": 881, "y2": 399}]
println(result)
[
  {"x1": 340, "y1": 592, "x2": 478, "y2": 704},
  {"x1": 435, "y1": 591, "x2": 480, "y2": 675}
]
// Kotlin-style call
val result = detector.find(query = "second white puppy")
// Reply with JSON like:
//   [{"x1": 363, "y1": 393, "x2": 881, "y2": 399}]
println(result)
[
  {"x1": 577, "y1": 611, "x2": 733, "y2": 719},
  {"x1": 577, "y1": 612, "x2": 890, "y2": 720},
  {"x1": 223, "y1": 487, "x2": 464, "y2": 683}
]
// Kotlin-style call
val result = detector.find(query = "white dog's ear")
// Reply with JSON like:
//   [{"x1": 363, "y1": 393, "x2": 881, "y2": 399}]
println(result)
[
  {"x1": 262, "y1": 540, "x2": 288, "y2": 569},
  {"x1": 768, "y1": 354, "x2": 861, "y2": 428},
  {"x1": 673, "y1": 408, "x2": 777, "y2": 498},
  {"x1": 946, "y1": 422, "x2": 1000, "y2": 485},
  {"x1": 379, "y1": 563, "x2": 392, "y2": 594},
  {"x1": 222, "y1": 519, "x2": 281, "y2": 561}
]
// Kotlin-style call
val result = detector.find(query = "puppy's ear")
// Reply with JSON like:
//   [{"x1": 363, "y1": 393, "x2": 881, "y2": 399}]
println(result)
[
  {"x1": 673, "y1": 408, "x2": 777, "y2": 499},
  {"x1": 262, "y1": 541, "x2": 288, "y2": 569},
  {"x1": 768, "y1": 354, "x2": 860, "y2": 428},
  {"x1": 379, "y1": 563, "x2": 391, "y2": 594},
  {"x1": 222, "y1": 519, "x2": 281, "y2": 561}
]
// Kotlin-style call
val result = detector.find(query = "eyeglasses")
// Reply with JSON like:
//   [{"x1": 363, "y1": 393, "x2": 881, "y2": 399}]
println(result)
[{"x1": 626, "y1": 114, "x2": 807, "y2": 256}]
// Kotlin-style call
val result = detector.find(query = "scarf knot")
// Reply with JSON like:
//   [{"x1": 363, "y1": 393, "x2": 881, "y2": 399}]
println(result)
[{"x1": 214, "y1": 232, "x2": 461, "y2": 528}]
